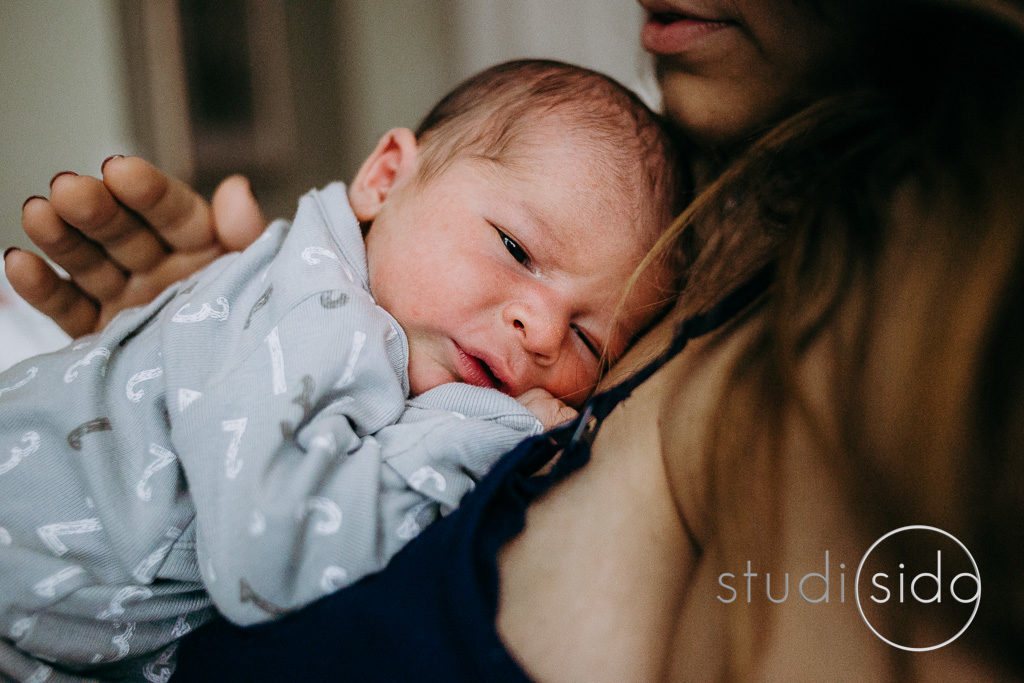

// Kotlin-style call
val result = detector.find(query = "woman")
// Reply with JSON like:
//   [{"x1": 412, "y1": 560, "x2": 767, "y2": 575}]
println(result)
[{"x1": 7, "y1": 0, "x2": 1023, "y2": 679}]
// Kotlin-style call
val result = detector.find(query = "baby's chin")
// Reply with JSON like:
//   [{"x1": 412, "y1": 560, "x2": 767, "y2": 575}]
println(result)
[{"x1": 407, "y1": 363, "x2": 461, "y2": 397}]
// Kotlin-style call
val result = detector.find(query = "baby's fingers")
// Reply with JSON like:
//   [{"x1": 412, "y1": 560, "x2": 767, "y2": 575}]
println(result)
[
  {"x1": 3, "y1": 247, "x2": 99, "y2": 338},
  {"x1": 549, "y1": 402, "x2": 579, "y2": 427},
  {"x1": 516, "y1": 388, "x2": 578, "y2": 429}
]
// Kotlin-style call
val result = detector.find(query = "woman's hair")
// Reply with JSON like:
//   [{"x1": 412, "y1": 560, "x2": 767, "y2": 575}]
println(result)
[{"x1": 638, "y1": 0, "x2": 1024, "y2": 675}]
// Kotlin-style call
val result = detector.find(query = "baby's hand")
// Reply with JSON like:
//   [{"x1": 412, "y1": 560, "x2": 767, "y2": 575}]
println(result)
[{"x1": 516, "y1": 388, "x2": 577, "y2": 430}]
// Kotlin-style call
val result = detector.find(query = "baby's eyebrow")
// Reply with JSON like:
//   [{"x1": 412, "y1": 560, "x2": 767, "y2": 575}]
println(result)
[{"x1": 510, "y1": 199, "x2": 565, "y2": 251}]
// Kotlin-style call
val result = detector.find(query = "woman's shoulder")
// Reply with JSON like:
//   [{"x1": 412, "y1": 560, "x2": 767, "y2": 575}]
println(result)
[{"x1": 494, "y1": 302, "x2": 765, "y2": 681}]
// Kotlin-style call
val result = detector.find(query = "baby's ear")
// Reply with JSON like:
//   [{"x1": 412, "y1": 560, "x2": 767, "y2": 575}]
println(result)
[{"x1": 349, "y1": 128, "x2": 419, "y2": 222}]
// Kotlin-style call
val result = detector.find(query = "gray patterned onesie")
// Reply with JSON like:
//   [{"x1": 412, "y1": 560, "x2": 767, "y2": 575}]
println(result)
[{"x1": 0, "y1": 183, "x2": 541, "y2": 681}]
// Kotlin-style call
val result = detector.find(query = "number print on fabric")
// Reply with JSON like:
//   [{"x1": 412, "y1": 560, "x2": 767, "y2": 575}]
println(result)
[
  {"x1": 142, "y1": 643, "x2": 178, "y2": 683},
  {"x1": 280, "y1": 375, "x2": 315, "y2": 439},
  {"x1": 396, "y1": 500, "x2": 434, "y2": 541},
  {"x1": 136, "y1": 444, "x2": 177, "y2": 501},
  {"x1": 0, "y1": 365, "x2": 37, "y2": 399},
  {"x1": 319, "y1": 290, "x2": 348, "y2": 309},
  {"x1": 112, "y1": 621, "x2": 136, "y2": 659},
  {"x1": 239, "y1": 579, "x2": 286, "y2": 616},
  {"x1": 334, "y1": 330, "x2": 367, "y2": 389},
  {"x1": 64, "y1": 347, "x2": 110, "y2": 383},
  {"x1": 36, "y1": 518, "x2": 103, "y2": 556},
  {"x1": 170, "y1": 617, "x2": 191, "y2": 638},
  {"x1": 97, "y1": 585, "x2": 154, "y2": 621},
  {"x1": 265, "y1": 327, "x2": 287, "y2": 396},
  {"x1": 9, "y1": 616, "x2": 36, "y2": 639},
  {"x1": 67, "y1": 418, "x2": 113, "y2": 450},
  {"x1": 302, "y1": 246, "x2": 356, "y2": 281},
  {"x1": 222, "y1": 418, "x2": 248, "y2": 479},
  {"x1": 320, "y1": 565, "x2": 349, "y2": 592},
  {"x1": 132, "y1": 537, "x2": 176, "y2": 584},
  {"x1": 126, "y1": 367, "x2": 163, "y2": 402},
  {"x1": 244, "y1": 285, "x2": 273, "y2": 329},
  {"x1": 300, "y1": 246, "x2": 339, "y2": 265},
  {"x1": 396, "y1": 513, "x2": 421, "y2": 540},
  {"x1": 171, "y1": 296, "x2": 229, "y2": 324},
  {"x1": 408, "y1": 465, "x2": 447, "y2": 493},
  {"x1": 32, "y1": 566, "x2": 86, "y2": 598},
  {"x1": 298, "y1": 496, "x2": 342, "y2": 535},
  {"x1": 0, "y1": 431, "x2": 40, "y2": 476},
  {"x1": 177, "y1": 388, "x2": 202, "y2": 412}
]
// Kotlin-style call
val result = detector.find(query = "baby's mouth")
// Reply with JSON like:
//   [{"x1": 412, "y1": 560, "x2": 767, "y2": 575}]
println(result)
[
  {"x1": 453, "y1": 343, "x2": 501, "y2": 391},
  {"x1": 475, "y1": 357, "x2": 500, "y2": 388}
]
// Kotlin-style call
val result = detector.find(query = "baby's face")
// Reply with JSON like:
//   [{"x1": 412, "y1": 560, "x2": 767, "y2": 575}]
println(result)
[{"x1": 364, "y1": 133, "x2": 664, "y2": 406}]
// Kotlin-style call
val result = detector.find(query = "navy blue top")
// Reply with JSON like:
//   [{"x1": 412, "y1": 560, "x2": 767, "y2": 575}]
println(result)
[{"x1": 172, "y1": 265, "x2": 773, "y2": 682}]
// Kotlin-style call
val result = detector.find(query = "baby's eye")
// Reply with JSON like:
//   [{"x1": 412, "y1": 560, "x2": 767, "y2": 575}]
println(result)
[
  {"x1": 573, "y1": 324, "x2": 600, "y2": 359},
  {"x1": 496, "y1": 228, "x2": 530, "y2": 266}
]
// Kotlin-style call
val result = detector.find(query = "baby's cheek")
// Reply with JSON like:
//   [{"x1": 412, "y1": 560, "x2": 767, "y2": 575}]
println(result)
[{"x1": 554, "y1": 362, "x2": 599, "y2": 407}]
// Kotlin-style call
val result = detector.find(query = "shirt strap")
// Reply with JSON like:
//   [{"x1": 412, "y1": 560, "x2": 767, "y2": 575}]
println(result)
[{"x1": 546, "y1": 261, "x2": 776, "y2": 481}]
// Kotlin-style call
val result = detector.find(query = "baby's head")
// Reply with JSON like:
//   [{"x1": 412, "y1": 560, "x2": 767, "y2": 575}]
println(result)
[{"x1": 348, "y1": 59, "x2": 689, "y2": 405}]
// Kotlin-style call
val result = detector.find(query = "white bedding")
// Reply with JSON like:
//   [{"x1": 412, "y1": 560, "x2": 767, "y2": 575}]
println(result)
[{"x1": 0, "y1": 262, "x2": 70, "y2": 372}]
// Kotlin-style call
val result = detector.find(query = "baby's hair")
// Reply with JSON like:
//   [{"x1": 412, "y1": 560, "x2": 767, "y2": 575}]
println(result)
[{"x1": 413, "y1": 59, "x2": 691, "y2": 238}]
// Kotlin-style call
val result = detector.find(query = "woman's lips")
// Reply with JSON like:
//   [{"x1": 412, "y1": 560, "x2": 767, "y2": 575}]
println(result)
[
  {"x1": 641, "y1": 11, "x2": 734, "y2": 55},
  {"x1": 453, "y1": 343, "x2": 500, "y2": 390}
]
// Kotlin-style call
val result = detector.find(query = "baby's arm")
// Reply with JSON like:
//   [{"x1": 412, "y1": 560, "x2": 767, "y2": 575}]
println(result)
[{"x1": 173, "y1": 293, "x2": 540, "y2": 626}]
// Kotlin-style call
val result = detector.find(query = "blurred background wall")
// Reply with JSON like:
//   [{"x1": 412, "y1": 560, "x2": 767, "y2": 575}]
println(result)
[
  {"x1": 0, "y1": 1, "x2": 133, "y2": 251},
  {"x1": 0, "y1": 0, "x2": 651, "y2": 251}
]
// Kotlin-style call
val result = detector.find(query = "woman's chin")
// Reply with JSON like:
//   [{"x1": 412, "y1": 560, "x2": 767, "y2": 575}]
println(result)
[
  {"x1": 659, "y1": 83, "x2": 748, "y2": 147},
  {"x1": 657, "y1": 68, "x2": 795, "y2": 149}
]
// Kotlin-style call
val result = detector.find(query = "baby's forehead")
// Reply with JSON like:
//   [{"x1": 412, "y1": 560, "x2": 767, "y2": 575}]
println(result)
[
  {"x1": 508, "y1": 111, "x2": 644, "y2": 172},
  {"x1": 499, "y1": 122, "x2": 662, "y2": 212}
]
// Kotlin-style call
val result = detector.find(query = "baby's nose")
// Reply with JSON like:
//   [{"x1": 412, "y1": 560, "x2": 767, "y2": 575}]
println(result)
[{"x1": 504, "y1": 302, "x2": 567, "y2": 365}]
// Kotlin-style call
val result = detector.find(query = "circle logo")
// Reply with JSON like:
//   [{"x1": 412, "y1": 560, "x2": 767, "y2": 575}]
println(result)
[{"x1": 855, "y1": 525, "x2": 981, "y2": 652}]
